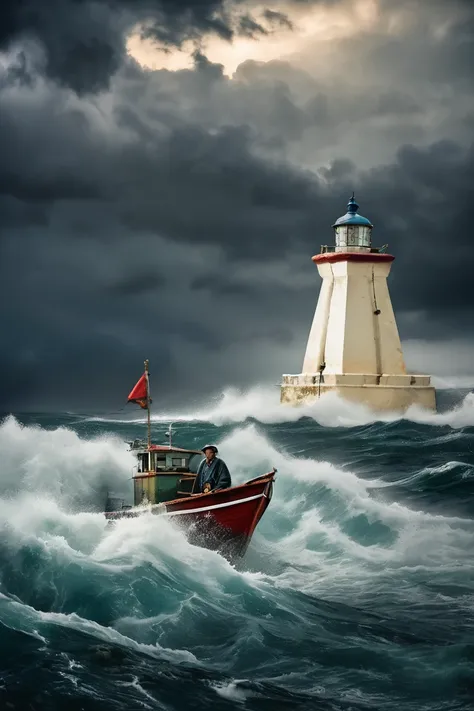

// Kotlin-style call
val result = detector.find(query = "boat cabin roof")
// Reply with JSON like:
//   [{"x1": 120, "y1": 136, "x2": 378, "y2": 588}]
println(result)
[
  {"x1": 128, "y1": 439, "x2": 202, "y2": 456},
  {"x1": 148, "y1": 445, "x2": 202, "y2": 455}
]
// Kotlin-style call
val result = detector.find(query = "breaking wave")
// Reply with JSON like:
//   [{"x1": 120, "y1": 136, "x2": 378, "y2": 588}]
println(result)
[{"x1": 91, "y1": 385, "x2": 474, "y2": 429}]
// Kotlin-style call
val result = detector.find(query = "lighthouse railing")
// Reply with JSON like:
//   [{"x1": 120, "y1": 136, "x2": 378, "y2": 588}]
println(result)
[{"x1": 320, "y1": 244, "x2": 388, "y2": 254}]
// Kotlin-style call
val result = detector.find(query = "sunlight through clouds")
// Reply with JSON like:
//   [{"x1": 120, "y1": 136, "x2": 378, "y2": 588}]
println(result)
[{"x1": 127, "y1": 0, "x2": 379, "y2": 76}]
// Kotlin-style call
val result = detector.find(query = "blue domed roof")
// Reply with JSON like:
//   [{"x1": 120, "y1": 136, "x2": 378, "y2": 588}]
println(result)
[{"x1": 332, "y1": 194, "x2": 373, "y2": 228}]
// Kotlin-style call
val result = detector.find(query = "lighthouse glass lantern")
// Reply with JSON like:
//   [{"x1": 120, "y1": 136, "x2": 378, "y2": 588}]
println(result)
[{"x1": 333, "y1": 195, "x2": 373, "y2": 252}]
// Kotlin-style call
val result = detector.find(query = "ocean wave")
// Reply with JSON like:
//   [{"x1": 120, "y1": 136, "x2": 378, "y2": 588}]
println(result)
[
  {"x1": 1, "y1": 417, "x2": 472, "y2": 601},
  {"x1": 1, "y1": 412, "x2": 474, "y2": 709},
  {"x1": 0, "y1": 414, "x2": 134, "y2": 509}
]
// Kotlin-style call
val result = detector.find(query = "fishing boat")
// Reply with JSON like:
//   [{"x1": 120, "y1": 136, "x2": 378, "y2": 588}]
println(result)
[{"x1": 104, "y1": 361, "x2": 276, "y2": 561}]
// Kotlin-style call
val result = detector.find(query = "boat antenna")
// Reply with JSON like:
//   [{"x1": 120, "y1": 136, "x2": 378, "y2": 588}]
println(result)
[
  {"x1": 165, "y1": 422, "x2": 175, "y2": 447},
  {"x1": 144, "y1": 359, "x2": 152, "y2": 450}
]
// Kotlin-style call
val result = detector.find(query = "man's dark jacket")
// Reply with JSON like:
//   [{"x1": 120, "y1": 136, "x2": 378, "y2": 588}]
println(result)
[{"x1": 195, "y1": 457, "x2": 231, "y2": 493}]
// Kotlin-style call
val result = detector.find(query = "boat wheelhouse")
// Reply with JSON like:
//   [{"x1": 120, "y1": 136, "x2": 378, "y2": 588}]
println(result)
[{"x1": 132, "y1": 437, "x2": 203, "y2": 504}]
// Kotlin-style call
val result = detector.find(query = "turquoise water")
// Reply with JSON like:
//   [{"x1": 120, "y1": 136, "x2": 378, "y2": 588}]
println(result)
[{"x1": 1, "y1": 388, "x2": 474, "y2": 710}]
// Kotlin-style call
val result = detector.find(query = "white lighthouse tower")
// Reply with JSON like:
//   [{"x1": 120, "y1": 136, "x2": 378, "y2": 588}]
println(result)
[{"x1": 281, "y1": 195, "x2": 436, "y2": 412}]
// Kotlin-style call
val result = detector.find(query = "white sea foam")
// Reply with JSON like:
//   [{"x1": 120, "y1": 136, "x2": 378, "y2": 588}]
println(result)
[
  {"x1": 91, "y1": 385, "x2": 474, "y2": 430},
  {"x1": 0, "y1": 414, "x2": 134, "y2": 505},
  {"x1": 211, "y1": 679, "x2": 249, "y2": 702}
]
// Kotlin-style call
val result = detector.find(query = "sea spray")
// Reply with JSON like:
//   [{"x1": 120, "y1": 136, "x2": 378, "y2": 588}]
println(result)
[
  {"x1": 88, "y1": 386, "x2": 474, "y2": 430},
  {"x1": 0, "y1": 414, "x2": 134, "y2": 509}
]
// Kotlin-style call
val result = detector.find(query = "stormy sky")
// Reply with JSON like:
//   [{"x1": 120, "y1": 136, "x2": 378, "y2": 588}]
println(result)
[{"x1": 0, "y1": 0, "x2": 473, "y2": 412}]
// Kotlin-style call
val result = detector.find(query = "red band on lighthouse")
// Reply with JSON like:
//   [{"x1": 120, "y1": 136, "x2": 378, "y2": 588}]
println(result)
[{"x1": 312, "y1": 252, "x2": 395, "y2": 265}]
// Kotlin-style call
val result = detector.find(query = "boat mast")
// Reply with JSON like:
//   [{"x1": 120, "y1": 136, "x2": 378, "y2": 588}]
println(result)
[{"x1": 144, "y1": 359, "x2": 152, "y2": 451}]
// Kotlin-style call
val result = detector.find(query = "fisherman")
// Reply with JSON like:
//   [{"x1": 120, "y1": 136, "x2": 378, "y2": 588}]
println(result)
[{"x1": 194, "y1": 444, "x2": 231, "y2": 494}]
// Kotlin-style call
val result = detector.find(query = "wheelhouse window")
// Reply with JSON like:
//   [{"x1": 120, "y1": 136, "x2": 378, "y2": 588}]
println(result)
[
  {"x1": 154, "y1": 454, "x2": 166, "y2": 470},
  {"x1": 172, "y1": 457, "x2": 186, "y2": 467},
  {"x1": 138, "y1": 453, "x2": 149, "y2": 472}
]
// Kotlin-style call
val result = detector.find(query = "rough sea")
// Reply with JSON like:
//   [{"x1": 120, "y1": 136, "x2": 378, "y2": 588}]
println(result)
[{"x1": 1, "y1": 387, "x2": 474, "y2": 711}]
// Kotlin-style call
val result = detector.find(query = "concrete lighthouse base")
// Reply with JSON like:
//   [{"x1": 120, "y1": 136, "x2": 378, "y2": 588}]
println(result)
[{"x1": 280, "y1": 373, "x2": 437, "y2": 413}]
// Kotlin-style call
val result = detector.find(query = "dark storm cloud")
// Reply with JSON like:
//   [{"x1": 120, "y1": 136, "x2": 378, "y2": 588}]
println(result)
[
  {"x1": 0, "y1": 0, "x2": 473, "y2": 411},
  {"x1": 0, "y1": 0, "x2": 127, "y2": 93},
  {"x1": 263, "y1": 10, "x2": 293, "y2": 30},
  {"x1": 237, "y1": 15, "x2": 268, "y2": 38},
  {"x1": 108, "y1": 271, "x2": 167, "y2": 296},
  {"x1": 0, "y1": 67, "x2": 317, "y2": 249},
  {"x1": 351, "y1": 141, "x2": 474, "y2": 318}
]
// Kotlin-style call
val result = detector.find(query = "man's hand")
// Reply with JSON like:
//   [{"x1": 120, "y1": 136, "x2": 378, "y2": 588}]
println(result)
[{"x1": 203, "y1": 483, "x2": 211, "y2": 494}]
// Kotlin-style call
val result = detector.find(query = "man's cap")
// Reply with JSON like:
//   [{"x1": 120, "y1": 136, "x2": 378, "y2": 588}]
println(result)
[{"x1": 201, "y1": 444, "x2": 218, "y2": 454}]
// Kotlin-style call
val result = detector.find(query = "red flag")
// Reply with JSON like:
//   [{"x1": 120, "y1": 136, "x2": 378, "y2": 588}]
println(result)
[{"x1": 127, "y1": 373, "x2": 150, "y2": 409}]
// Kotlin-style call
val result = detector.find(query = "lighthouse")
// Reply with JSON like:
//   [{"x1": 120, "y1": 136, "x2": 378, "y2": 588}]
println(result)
[{"x1": 280, "y1": 195, "x2": 436, "y2": 412}]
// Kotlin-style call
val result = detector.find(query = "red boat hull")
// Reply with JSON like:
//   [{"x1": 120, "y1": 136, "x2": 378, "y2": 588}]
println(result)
[{"x1": 104, "y1": 472, "x2": 275, "y2": 561}]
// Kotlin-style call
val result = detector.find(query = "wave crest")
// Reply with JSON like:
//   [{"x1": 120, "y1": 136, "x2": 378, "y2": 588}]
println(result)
[{"x1": 92, "y1": 387, "x2": 474, "y2": 430}]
